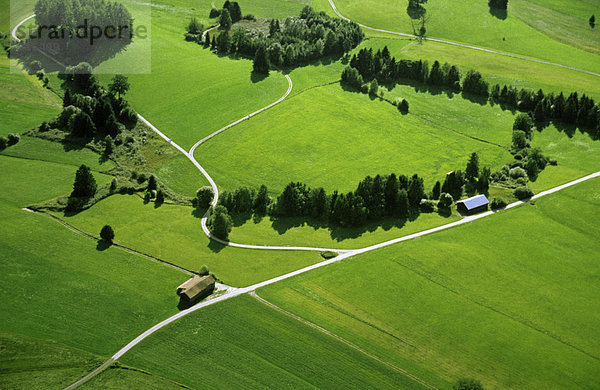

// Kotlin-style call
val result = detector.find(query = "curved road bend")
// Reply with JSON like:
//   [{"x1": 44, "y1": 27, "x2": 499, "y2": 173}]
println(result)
[{"x1": 327, "y1": 0, "x2": 600, "y2": 78}]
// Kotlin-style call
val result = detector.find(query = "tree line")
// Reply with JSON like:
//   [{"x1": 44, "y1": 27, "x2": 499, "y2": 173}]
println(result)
[{"x1": 341, "y1": 45, "x2": 600, "y2": 137}]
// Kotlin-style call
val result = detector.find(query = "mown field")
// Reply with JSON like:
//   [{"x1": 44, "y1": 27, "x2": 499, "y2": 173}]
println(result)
[
  {"x1": 0, "y1": 155, "x2": 189, "y2": 387},
  {"x1": 259, "y1": 178, "x2": 600, "y2": 389},
  {"x1": 114, "y1": 295, "x2": 426, "y2": 389},
  {"x1": 316, "y1": 0, "x2": 600, "y2": 74},
  {"x1": 48, "y1": 194, "x2": 321, "y2": 287}
]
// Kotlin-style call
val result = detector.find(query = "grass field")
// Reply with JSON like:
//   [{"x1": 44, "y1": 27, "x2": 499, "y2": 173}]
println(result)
[
  {"x1": 197, "y1": 83, "x2": 512, "y2": 193},
  {"x1": 259, "y1": 178, "x2": 600, "y2": 389},
  {"x1": 228, "y1": 211, "x2": 460, "y2": 249},
  {"x1": 79, "y1": 367, "x2": 185, "y2": 389},
  {"x1": 49, "y1": 194, "x2": 321, "y2": 287},
  {"x1": 0, "y1": 332, "x2": 102, "y2": 389},
  {"x1": 0, "y1": 136, "x2": 115, "y2": 172},
  {"x1": 0, "y1": 153, "x2": 192, "y2": 386},
  {"x1": 529, "y1": 125, "x2": 600, "y2": 191},
  {"x1": 92, "y1": 0, "x2": 298, "y2": 150},
  {"x1": 317, "y1": 0, "x2": 600, "y2": 74},
  {"x1": 0, "y1": 54, "x2": 61, "y2": 137},
  {"x1": 118, "y1": 294, "x2": 426, "y2": 389}
]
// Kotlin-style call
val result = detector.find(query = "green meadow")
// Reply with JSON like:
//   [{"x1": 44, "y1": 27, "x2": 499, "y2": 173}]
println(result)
[
  {"x1": 2, "y1": 0, "x2": 599, "y2": 387},
  {"x1": 0, "y1": 155, "x2": 188, "y2": 386},
  {"x1": 117, "y1": 295, "x2": 426, "y2": 389},
  {"x1": 322, "y1": 0, "x2": 600, "y2": 73},
  {"x1": 49, "y1": 194, "x2": 321, "y2": 287},
  {"x1": 260, "y1": 178, "x2": 600, "y2": 389},
  {"x1": 93, "y1": 0, "x2": 301, "y2": 150},
  {"x1": 0, "y1": 136, "x2": 115, "y2": 172},
  {"x1": 0, "y1": 54, "x2": 61, "y2": 137},
  {"x1": 197, "y1": 83, "x2": 512, "y2": 193}
]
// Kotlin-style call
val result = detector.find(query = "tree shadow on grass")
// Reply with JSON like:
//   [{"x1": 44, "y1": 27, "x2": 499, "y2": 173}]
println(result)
[
  {"x1": 460, "y1": 92, "x2": 489, "y2": 106},
  {"x1": 208, "y1": 238, "x2": 226, "y2": 253},
  {"x1": 250, "y1": 71, "x2": 269, "y2": 83},
  {"x1": 96, "y1": 239, "x2": 111, "y2": 251},
  {"x1": 489, "y1": 7, "x2": 507, "y2": 20}
]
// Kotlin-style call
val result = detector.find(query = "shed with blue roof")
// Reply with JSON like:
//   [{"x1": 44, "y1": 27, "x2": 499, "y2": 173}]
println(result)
[{"x1": 456, "y1": 194, "x2": 489, "y2": 214}]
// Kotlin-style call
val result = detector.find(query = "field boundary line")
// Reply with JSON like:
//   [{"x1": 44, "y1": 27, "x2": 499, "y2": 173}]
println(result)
[
  {"x1": 391, "y1": 258, "x2": 600, "y2": 363},
  {"x1": 249, "y1": 291, "x2": 438, "y2": 389},
  {"x1": 327, "y1": 0, "x2": 600, "y2": 78},
  {"x1": 25, "y1": 208, "x2": 194, "y2": 276},
  {"x1": 411, "y1": 112, "x2": 510, "y2": 150}
]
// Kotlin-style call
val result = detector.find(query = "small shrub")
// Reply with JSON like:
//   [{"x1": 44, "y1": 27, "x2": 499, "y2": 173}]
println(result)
[
  {"x1": 490, "y1": 197, "x2": 507, "y2": 210},
  {"x1": 209, "y1": 7, "x2": 221, "y2": 18},
  {"x1": 100, "y1": 225, "x2": 115, "y2": 243},
  {"x1": 28, "y1": 60, "x2": 42, "y2": 75},
  {"x1": 137, "y1": 173, "x2": 147, "y2": 184},
  {"x1": 514, "y1": 186, "x2": 534, "y2": 200},
  {"x1": 7, "y1": 133, "x2": 20, "y2": 146},
  {"x1": 453, "y1": 378, "x2": 484, "y2": 390},
  {"x1": 242, "y1": 14, "x2": 256, "y2": 20},
  {"x1": 321, "y1": 251, "x2": 338, "y2": 259},
  {"x1": 420, "y1": 200, "x2": 436, "y2": 213},
  {"x1": 0, "y1": 137, "x2": 7, "y2": 150},
  {"x1": 198, "y1": 265, "x2": 210, "y2": 276},
  {"x1": 508, "y1": 167, "x2": 527, "y2": 179},
  {"x1": 39, "y1": 121, "x2": 51, "y2": 132},
  {"x1": 110, "y1": 178, "x2": 118, "y2": 193},
  {"x1": 360, "y1": 83, "x2": 369, "y2": 94},
  {"x1": 398, "y1": 98, "x2": 409, "y2": 113},
  {"x1": 548, "y1": 159, "x2": 558, "y2": 166}
]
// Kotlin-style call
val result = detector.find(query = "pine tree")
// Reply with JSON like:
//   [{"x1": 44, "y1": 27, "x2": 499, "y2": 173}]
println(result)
[
  {"x1": 219, "y1": 9, "x2": 232, "y2": 30},
  {"x1": 407, "y1": 174, "x2": 425, "y2": 207},
  {"x1": 253, "y1": 46, "x2": 269, "y2": 74},
  {"x1": 431, "y1": 181, "x2": 441, "y2": 200},
  {"x1": 63, "y1": 89, "x2": 72, "y2": 107},
  {"x1": 384, "y1": 174, "x2": 399, "y2": 215},
  {"x1": 147, "y1": 175, "x2": 157, "y2": 191},
  {"x1": 71, "y1": 164, "x2": 97, "y2": 198},
  {"x1": 465, "y1": 152, "x2": 479, "y2": 183},
  {"x1": 216, "y1": 31, "x2": 231, "y2": 54},
  {"x1": 230, "y1": 2, "x2": 242, "y2": 23},
  {"x1": 209, "y1": 205, "x2": 233, "y2": 239},
  {"x1": 533, "y1": 100, "x2": 545, "y2": 123}
]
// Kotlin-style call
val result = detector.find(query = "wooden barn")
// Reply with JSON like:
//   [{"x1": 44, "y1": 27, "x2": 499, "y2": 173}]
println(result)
[
  {"x1": 176, "y1": 274, "x2": 216, "y2": 303},
  {"x1": 457, "y1": 194, "x2": 489, "y2": 215}
]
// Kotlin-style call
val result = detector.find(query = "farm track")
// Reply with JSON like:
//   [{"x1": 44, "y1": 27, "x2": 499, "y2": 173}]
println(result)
[
  {"x1": 327, "y1": 0, "x2": 600, "y2": 78},
  {"x1": 11, "y1": 13, "x2": 600, "y2": 390}
]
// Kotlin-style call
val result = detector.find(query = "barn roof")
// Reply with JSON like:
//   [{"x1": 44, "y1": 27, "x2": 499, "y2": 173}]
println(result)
[
  {"x1": 457, "y1": 194, "x2": 489, "y2": 210},
  {"x1": 177, "y1": 274, "x2": 216, "y2": 301}
]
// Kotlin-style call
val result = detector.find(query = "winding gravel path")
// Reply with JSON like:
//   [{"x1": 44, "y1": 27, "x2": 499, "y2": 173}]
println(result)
[{"x1": 328, "y1": 0, "x2": 600, "y2": 78}]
